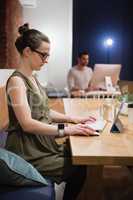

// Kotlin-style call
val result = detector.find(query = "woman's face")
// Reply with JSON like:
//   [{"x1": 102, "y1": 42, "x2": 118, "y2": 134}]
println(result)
[{"x1": 30, "y1": 41, "x2": 50, "y2": 71}]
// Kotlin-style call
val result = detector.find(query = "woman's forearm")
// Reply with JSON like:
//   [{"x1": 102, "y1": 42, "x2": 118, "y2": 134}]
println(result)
[
  {"x1": 22, "y1": 118, "x2": 59, "y2": 136},
  {"x1": 50, "y1": 109, "x2": 71, "y2": 123}
]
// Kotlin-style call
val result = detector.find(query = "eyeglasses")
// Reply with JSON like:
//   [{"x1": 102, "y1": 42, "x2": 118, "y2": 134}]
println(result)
[{"x1": 31, "y1": 49, "x2": 49, "y2": 61}]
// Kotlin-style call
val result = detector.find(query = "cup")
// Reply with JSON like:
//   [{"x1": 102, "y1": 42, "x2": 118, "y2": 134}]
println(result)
[{"x1": 101, "y1": 99, "x2": 115, "y2": 122}]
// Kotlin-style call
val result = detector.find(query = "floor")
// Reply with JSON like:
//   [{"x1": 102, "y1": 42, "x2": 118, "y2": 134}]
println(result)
[
  {"x1": 104, "y1": 166, "x2": 133, "y2": 200},
  {"x1": 55, "y1": 166, "x2": 133, "y2": 200}
]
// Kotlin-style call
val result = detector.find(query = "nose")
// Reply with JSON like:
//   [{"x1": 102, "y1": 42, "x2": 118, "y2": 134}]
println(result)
[
  {"x1": 44, "y1": 58, "x2": 48, "y2": 64},
  {"x1": 42, "y1": 56, "x2": 49, "y2": 64}
]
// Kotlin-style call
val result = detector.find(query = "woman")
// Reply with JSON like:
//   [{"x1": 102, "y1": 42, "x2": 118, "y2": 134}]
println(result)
[{"x1": 5, "y1": 23, "x2": 98, "y2": 200}]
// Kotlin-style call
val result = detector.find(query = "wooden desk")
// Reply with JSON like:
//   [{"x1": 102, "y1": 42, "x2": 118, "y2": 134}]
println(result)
[
  {"x1": 63, "y1": 98, "x2": 133, "y2": 200},
  {"x1": 48, "y1": 98, "x2": 65, "y2": 114}
]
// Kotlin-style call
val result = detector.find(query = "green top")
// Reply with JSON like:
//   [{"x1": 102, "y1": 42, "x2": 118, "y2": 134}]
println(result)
[{"x1": 5, "y1": 71, "x2": 71, "y2": 183}]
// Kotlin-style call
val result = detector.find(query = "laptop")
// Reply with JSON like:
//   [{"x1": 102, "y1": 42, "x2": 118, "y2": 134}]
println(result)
[
  {"x1": 86, "y1": 101, "x2": 125, "y2": 133},
  {"x1": 110, "y1": 101, "x2": 125, "y2": 133}
]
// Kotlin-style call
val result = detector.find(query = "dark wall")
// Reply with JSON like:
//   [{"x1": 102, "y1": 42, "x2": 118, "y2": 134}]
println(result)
[{"x1": 73, "y1": 0, "x2": 133, "y2": 80}]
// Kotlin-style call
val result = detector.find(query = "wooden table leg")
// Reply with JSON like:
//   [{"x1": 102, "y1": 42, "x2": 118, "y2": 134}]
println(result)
[{"x1": 78, "y1": 166, "x2": 104, "y2": 200}]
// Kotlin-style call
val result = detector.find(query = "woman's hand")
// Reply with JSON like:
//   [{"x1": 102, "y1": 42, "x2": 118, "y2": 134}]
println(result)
[
  {"x1": 69, "y1": 116, "x2": 96, "y2": 124},
  {"x1": 64, "y1": 124, "x2": 99, "y2": 136}
]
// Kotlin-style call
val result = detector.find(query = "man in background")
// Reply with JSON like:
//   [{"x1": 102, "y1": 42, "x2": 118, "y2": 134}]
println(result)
[{"x1": 67, "y1": 51, "x2": 93, "y2": 97}]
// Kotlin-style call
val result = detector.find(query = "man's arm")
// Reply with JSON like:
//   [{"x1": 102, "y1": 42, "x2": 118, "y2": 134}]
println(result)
[
  {"x1": 67, "y1": 70, "x2": 79, "y2": 91},
  {"x1": 67, "y1": 70, "x2": 82, "y2": 97},
  {"x1": 86, "y1": 67, "x2": 93, "y2": 91}
]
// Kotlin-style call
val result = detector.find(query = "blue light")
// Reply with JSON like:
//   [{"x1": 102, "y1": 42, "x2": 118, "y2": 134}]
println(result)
[{"x1": 104, "y1": 38, "x2": 114, "y2": 47}]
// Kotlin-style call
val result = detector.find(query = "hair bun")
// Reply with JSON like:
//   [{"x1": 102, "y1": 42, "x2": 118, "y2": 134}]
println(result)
[{"x1": 18, "y1": 23, "x2": 29, "y2": 35}]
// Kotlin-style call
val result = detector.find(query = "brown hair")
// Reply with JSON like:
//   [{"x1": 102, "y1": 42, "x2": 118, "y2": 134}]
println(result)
[
  {"x1": 78, "y1": 50, "x2": 89, "y2": 58},
  {"x1": 15, "y1": 23, "x2": 50, "y2": 54}
]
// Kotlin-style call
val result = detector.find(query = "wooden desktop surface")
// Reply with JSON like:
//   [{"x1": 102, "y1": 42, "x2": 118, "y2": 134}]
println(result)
[{"x1": 63, "y1": 98, "x2": 133, "y2": 166}]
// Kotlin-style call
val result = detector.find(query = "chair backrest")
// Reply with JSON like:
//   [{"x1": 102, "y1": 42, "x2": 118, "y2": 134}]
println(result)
[
  {"x1": 0, "y1": 86, "x2": 9, "y2": 131},
  {"x1": 0, "y1": 69, "x2": 15, "y2": 131}
]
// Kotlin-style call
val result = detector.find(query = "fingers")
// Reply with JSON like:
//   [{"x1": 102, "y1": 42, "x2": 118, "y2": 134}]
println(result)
[
  {"x1": 89, "y1": 131, "x2": 100, "y2": 136},
  {"x1": 77, "y1": 124, "x2": 98, "y2": 136},
  {"x1": 87, "y1": 116, "x2": 96, "y2": 122},
  {"x1": 89, "y1": 116, "x2": 96, "y2": 121},
  {"x1": 67, "y1": 124, "x2": 100, "y2": 136},
  {"x1": 79, "y1": 126, "x2": 99, "y2": 136},
  {"x1": 77, "y1": 127, "x2": 92, "y2": 136},
  {"x1": 82, "y1": 116, "x2": 96, "y2": 124},
  {"x1": 85, "y1": 120, "x2": 93, "y2": 124},
  {"x1": 79, "y1": 124, "x2": 94, "y2": 132}
]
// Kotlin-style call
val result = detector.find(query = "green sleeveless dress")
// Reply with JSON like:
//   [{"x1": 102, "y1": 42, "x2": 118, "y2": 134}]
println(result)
[{"x1": 5, "y1": 71, "x2": 72, "y2": 183}]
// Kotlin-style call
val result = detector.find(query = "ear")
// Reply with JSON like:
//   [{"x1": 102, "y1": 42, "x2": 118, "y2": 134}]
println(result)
[{"x1": 23, "y1": 47, "x2": 32, "y2": 57}]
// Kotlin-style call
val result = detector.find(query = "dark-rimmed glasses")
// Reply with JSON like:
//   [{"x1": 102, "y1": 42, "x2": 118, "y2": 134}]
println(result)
[{"x1": 31, "y1": 49, "x2": 49, "y2": 61}]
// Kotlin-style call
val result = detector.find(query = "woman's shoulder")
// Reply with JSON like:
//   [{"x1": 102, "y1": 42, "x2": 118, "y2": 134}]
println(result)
[
  {"x1": 6, "y1": 72, "x2": 26, "y2": 91},
  {"x1": 7, "y1": 71, "x2": 33, "y2": 91}
]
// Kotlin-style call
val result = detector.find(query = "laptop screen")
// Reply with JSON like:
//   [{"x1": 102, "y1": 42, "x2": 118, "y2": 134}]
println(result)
[{"x1": 113, "y1": 100, "x2": 125, "y2": 123}]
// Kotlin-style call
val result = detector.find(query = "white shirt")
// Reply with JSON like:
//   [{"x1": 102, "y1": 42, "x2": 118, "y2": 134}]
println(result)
[{"x1": 67, "y1": 65, "x2": 93, "y2": 90}]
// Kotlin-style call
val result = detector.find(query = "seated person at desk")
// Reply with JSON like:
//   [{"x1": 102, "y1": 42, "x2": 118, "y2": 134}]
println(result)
[
  {"x1": 5, "y1": 24, "x2": 98, "y2": 200},
  {"x1": 67, "y1": 51, "x2": 93, "y2": 97}
]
